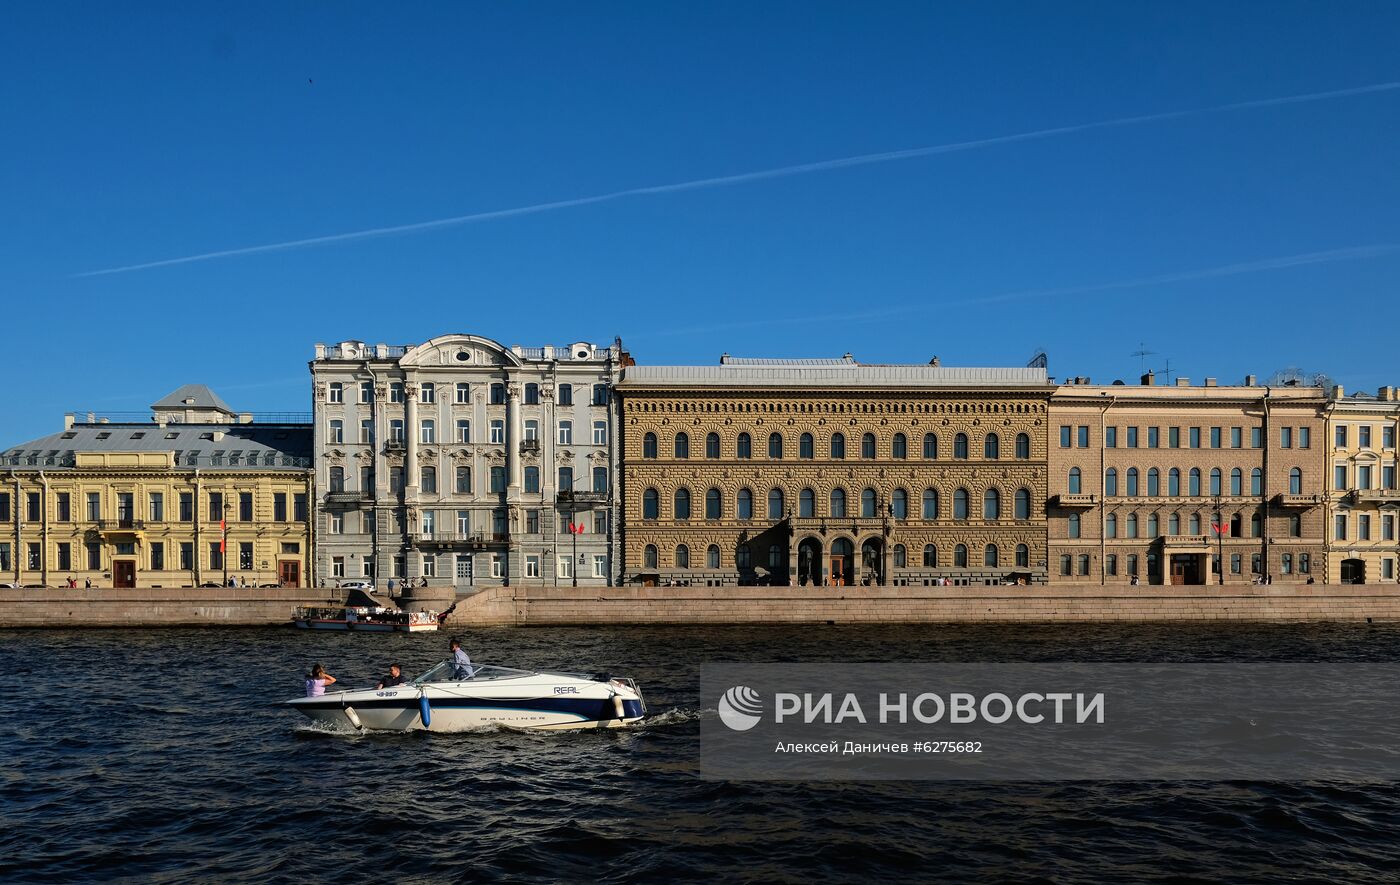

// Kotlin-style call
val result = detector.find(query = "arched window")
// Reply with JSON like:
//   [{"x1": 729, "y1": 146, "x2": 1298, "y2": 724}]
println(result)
[
  {"x1": 954, "y1": 433, "x2": 969, "y2": 459},
  {"x1": 1189, "y1": 468, "x2": 1202, "y2": 496},
  {"x1": 891, "y1": 488, "x2": 908, "y2": 519},
  {"x1": 983, "y1": 488, "x2": 1001, "y2": 520},
  {"x1": 707, "y1": 545, "x2": 720, "y2": 569},
  {"x1": 1106, "y1": 513, "x2": 1118, "y2": 538},
  {"x1": 705, "y1": 488, "x2": 721, "y2": 519},
  {"x1": 954, "y1": 544, "x2": 968, "y2": 567},
  {"x1": 1126, "y1": 512, "x2": 1138, "y2": 538},
  {"x1": 674, "y1": 488, "x2": 692, "y2": 520},
  {"x1": 736, "y1": 545, "x2": 751, "y2": 568},
  {"x1": 675, "y1": 545, "x2": 689, "y2": 568},
  {"x1": 1146, "y1": 513, "x2": 1158, "y2": 537},
  {"x1": 1014, "y1": 488, "x2": 1031, "y2": 520},
  {"x1": 1147, "y1": 468, "x2": 1160, "y2": 496},
  {"x1": 953, "y1": 488, "x2": 969, "y2": 519},
  {"x1": 1169, "y1": 513, "x2": 1180, "y2": 535},
  {"x1": 1068, "y1": 513, "x2": 1081, "y2": 538},
  {"x1": 861, "y1": 433, "x2": 876, "y2": 459},
  {"x1": 984, "y1": 433, "x2": 1000, "y2": 459},
  {"x1": 1015, "y1": 433, "x2": 1030, "y2": 459},
  {"x1": 767, "y1": 488, "x2": 784, "y2": 519},
  {"x1": 768, "y1": 432, "x2": 783, "y2": 459},
  {"x1": 1210, "y1": 468, "x2": 1222, "y2": 496},
  {"x1": 892, "y1": 433, "x2": 907, "y2": 459},
  {"x1": 1105, "y1": 468, "x2": 1118, "y2": 496},
  {"x1": 893, "y1": 544, "x2": 906, "y2": 567},
  {"x1": 456, "y1": 466, "x2": 473, "y2": 494},
  {"x1": 984, "y1": 544, "x2": 998, "y2": 567},
  {"x1": 1126, "y1": 468, "x2": 1139, "y2": 496},
  {"x1": 830, "y1": 488, "x2": 847, "y2": 518},
  {"x1": 799, "y1": 433, "x2": 813, "y2": 459},
  {"x1": 1251, "y1": 468, "x2": 1262, "y2": 496},
  {"x1": 1230, "y1": 468, "x2": 1242, "y2": 496},
  {"x1": 643, "y1": 433, "x2": 657, "y2": 459},
  {"x1": 705, "y1": 432, "x2": 720, "y2": 459},
  {"x1": 644, "y1": 545, "x2": 658, "y2": 568},
  {"x1": 922, "y1": 488, "x2": 939, "y2": 519},
  {"x1": 1250, "y1": 511, "x2": 1262, "y2": 538},
  {"x1": 923, "y1": 433, "x2": 938, "y2": 459},
  {"x1": 1169, "y1": 468, "x2": 1181, "y2": 496},
  {"x1": 674, "y1": 432, "x2": 689, "y2": 459},
  {"x1": 736, "y1": 433, "x2": 752, "y2": 459},
  {"x1": 737, "y1": 488, "x2": 753, "y2": 519},
  {"x1": 861, "y1": 488, "x2": 877, "y2": 517},
  {"x1": 1290, "y1": 467, "x2": 1302, "y2": 494},
  {"x1": 799, "y1": 488, "x2": 815, "y2": 518},
  {"x1": 642, "y1": 488, "x2": 659, "y2": 520},
  {"x1": 1015, "y1": 544, "x2": 1029, "y2": 567},
  {"x1": 923, "y1": 544, "x2": 937, "y2": 567},
  {"x1": 830, "y1": 433, "x2": 846, "y2": 459},
  {"x1": 1068, "y1": 467, "x2": 1082, "y2": 494}
]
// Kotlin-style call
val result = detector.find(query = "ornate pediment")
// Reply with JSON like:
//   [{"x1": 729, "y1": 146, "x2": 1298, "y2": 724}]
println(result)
[{"x1": 449, "y1": 448, "x2": 473, "y2": 461}]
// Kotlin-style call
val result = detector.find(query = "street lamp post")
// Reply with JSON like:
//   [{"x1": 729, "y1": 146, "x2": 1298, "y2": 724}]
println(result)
[
  {"x1": 1212, "y1": 494, "x2": 1224, "y2": 585},
  {"x1": 222, "y1": 501, "x2": 231, "y2": 587},
  {"x1": 570, "y1": 498, "x2": 579, "y2": 588}
]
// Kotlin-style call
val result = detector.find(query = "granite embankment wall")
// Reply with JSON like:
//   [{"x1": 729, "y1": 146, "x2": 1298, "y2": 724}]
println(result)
[
  {"x1": 441, "y1": 583, "x2": 1400, "y2": 627},
  {"x1": 0, "y1": 587, "x2": 351, "y2": 627}
]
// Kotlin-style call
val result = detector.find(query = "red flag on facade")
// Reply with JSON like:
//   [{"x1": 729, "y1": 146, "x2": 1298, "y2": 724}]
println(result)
[{"x1": 220, "y1": 518, "x2": 227, "y2": 552}]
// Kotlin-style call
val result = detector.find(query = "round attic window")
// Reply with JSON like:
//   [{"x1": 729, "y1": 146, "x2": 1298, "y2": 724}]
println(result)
[
  {"x1": 576, "y1": 350, "x2": 588, "y2": 359},
  {"x1": 456, "y1": 351, "x2": 471, "y2": 362}
]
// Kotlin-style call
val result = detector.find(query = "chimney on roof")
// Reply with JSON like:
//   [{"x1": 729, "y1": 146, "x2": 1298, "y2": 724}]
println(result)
[
  {"x1": 1141, "y1": 370, "x2": 1155, "y2": 386},
  {"x1": 239, "y1": 413, "x2": 254, "y2": 424},
  {"x1": 720, "y1": 353, "x2": 730, "y2": 364},
  {"x1": 314, "y1": 343, "x2": 326, "y2": 359},
  {"x1": 213, "y1": 430, "x2": 224, "y2": 442},
  {"x1": 63, "y1": 413, "x2": 74, "y2": 430},
  {"x1": 1204, "y1": 378, "x2": 1217, "y2": 387},
  {"x1": 1245, "y1": 374, "x2": 1257, "y2": 386},
  {"x1": 1378, "y1": 386, "x2": 1395, "y2": 402},
  {"x1": 87, "y1": 411, "x2": 95, "y2": 423},
  {"x1": 1332, "y1": 384, "x2": 1345, "y2": 399},
  {"x1": 843, "y1": 353, "x2": 854, "y2": 362},
  {"x1": 1176, "y1": 378, "x2": 1190, "y2": 387}
]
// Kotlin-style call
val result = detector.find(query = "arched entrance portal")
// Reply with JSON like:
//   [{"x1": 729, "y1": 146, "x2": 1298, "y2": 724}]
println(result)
[
  {"x1": 797, "y1": 537, "x2": 823, "y2": 587},
  {"x1": 860, "y1": 538, "x2": 884, "y2": 586},
  {"x1": 1341, "y1": 558, "x2": 1366, "y2": 584},
  {"x1": 829, "y1": 538, "x2": 855, "y2": 587}
]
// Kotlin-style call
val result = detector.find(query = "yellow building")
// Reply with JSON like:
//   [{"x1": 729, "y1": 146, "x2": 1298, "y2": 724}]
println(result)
[
  {"x1": 1, "y1": 386, "x2": 313, "y2": 588},
  {"x1": 1324, "y1": 385, "x2": 1400, "y2": 583},
  {"x1": 616, "y1": 357, "x2": 1052, "y2": 587}
]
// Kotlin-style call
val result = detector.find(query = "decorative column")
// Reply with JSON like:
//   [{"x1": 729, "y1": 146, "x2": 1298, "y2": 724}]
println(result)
[
  {"x1": 404, "y1": 379, "x2": 419, "y2": 499},
  {"x1": 507, "y1": 382, "x2": 523, "y2": 494}
]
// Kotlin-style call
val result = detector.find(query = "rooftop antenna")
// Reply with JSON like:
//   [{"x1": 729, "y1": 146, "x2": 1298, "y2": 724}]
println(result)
[
  {"x1": 1131, "y1": 343, "x2": 1157, "y2": 376},
  {"x1": 1026, "y1": 348, "x2": 1047, "y2": 370},
  {"x1": 1154, "y1": 357, "x2": 1174, "y2": 385}
]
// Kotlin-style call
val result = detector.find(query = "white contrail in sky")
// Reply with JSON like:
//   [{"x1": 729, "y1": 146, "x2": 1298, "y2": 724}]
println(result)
[{"x1": 75, "y1": 80, "x2": 1400, "y2": 278}]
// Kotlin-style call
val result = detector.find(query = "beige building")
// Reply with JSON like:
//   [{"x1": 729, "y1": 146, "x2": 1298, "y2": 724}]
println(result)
[
  {"x1": 616, "y1": 356, "x2": 1053, "y2": 587},
  {"x1": 1324, "y1": 385, "x2": 1400, "y2": 583},
  {"x1": 1, "y1": 386, "x2": 313, "y2": 588},
  {"x1": 1048, "y1": 373, "x2": 1327, "y2": 584}
]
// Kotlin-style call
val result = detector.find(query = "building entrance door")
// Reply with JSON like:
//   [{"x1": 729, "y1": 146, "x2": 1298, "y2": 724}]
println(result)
[
  {"x1": 1170, "y1": 554, "x2": 1200, "y2": 585},
  {"x1": 1341, "y1": 558, "x2": 1366, "y2": 584},
  {"x1": 455, "y1": 554, "x2": 474, "y2": 588},
  {"x1": 829, "y1": 556, "x2": 846, "y2": 586},
  {"x1": 113, "y1": 560, "x2": 136, "y2": 588},
  {"x1": 278, "y1": 560, "x2": 300, "y2": 588}
]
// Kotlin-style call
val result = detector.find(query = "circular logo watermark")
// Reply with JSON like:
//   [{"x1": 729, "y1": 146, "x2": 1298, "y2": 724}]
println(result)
[{"x1": 718, "y1": 685, "x2": 763, "y2": 731}]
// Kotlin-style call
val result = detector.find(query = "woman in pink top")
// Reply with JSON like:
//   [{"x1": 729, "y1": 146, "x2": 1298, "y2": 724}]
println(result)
[{"x1": 305, "y1": 664, "x2": 337, "y2": 697}]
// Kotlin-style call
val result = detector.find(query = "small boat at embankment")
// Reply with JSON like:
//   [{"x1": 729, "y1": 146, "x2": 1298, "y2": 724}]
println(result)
[
  {"x1": 291, "y1": 606, "x2": 440, "y2": 632},
  {"x1": 282, "y1": 661, "x2": 647, "y2": 731}
]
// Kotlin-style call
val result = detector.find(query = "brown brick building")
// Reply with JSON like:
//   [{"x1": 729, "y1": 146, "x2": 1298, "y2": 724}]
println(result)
[
  {"x1": 1048, "y1": 374, "x2": 1327, "y2": 585},
  {"x1": 616, "y1": 356, "x2": 1053, "y2": 587}
]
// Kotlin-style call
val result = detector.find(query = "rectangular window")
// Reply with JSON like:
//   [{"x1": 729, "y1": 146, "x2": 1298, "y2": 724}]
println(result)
[
  {"x1": 558, "y1": 555, "x2": 573, "y2": 579},
  {"x1": 56, "y1": 492, "x2": 70, "y2": 522},
  {"x1": 208, "y1": 492, "x2": 223, "y2": 522},
  {"x1": 389, "y1": 382, "x2": 404, "y2": 403},
  {"x1": 1336, "y1": 425, "x2": 1348, "y2": 448},
  {"x1": 1385, "y1": 559, "x2": 1395, "y2": 580},
  {"x1": 1335, "y1": 465, "x2": 1348, "y2": 491},
  {"x1": 1230, "y1": 553, "x2": 1241, "y2": 575},
  {"x1": 422, "y1": 554, "x2": 436, "y2": 578},
  {"x1": 390, "y1": 467, "x2": 404, "y2": 494},
  {"x1": 0, "y1": 493, "x2": 9, "y2": 523},
  {"x1": 1059, "y1": 426, "x2": 1071, "y2": 448},
  {"x1": 490, "y1": 420, "x2": 504, "y2": 444},
  {"x1": 148, "y1": 492, "x2": 163, "y2": 522},
  {"x1": 393, "y1": 556, "x2": 405, "y2": 578},
  {"x1": 1147, "y1": 427, "x2": 1160, "y2": 448},
  {"x1": 593, "y1": 511, "x2": 607, "y2": 534},
  {"x1": 294, "y1": 493, "x2": 308, "y2": 522},
  {"x1": 491, "y1": 555, "x2": 504, "y2": 578},
  {"x1": 26, "y1": 493, "x2": 40, "y2": 522},
  {"x1": 328, "y1": 382, "x2": 343, "y2": 403},
  {"x1": 1210, "y1": 427, "x2": 1222, "y2": 448},
  {"x1": 525, "y1": 555, "x2": 540, "y2": 578},
  {"x1": 26, "y1": 543, "x2": 40, "y2": 569},
  {"x1": 210, "y1": 543, "x2": 224, "y2": 570},
  {"x1": 148, "y1": 542, "x2": 163, "y2": 571},
  {"x1": 239, "y1": 492, "x2": 253, "y2": 521},
  {"x1": 1336, "y1": 514, "x2": 1347, "y2": 540},
  {"x1": 1251, "y1": 427, "x2": 1263, "y2": 448},
  {"x1": 1385, "y1": 465, "x2": 1396, "y2": 490},
  {"x1": 592, "y1": 384, "x2": 608, "y2": 406},
  {"x1": 593, "y1": 421, "x2": 607, "y2": 445},
  {"x1": 1358, "y1": 465, "x2": 1373, "y2": 489},
  {"x1": 558, "y1": 421, "x2": 572, "y2": 445},
  {"x1": 457, "y1": 510, "x2": 471, "y2": 537},
  {"x1": 331, "y1": 556, "x2": 345, "y2": 578},
  {"x1": 329, "y1": 419, "x2": 343, "y2": 444},
  {"x1": 1359, "y1": 425, "x2": 1372, "y2": 448},
  {"x1": 490, "y1": 467, "x2": 505, "y2": 493},
  {"x1": 87, "y1": 543, "x2": 101, "y2": 570},
  {"x1": 558, "y1": 384, "x2": 573, "y2": 406},
  {"x1": 419, "y1": 382, "x2": 435, "y2": 403},
  {"x1": 179, "y1": 492, "x2": 193, "y2": 522},
  {"x1": 457, "y1": 420, "x2": 471, "y2": 443},
  {"x1": 360, "y1": 381, "x2": 373, "y2": 403},
  {"x1": 359, "y1": 420, "x2": 373, "y2": 444},
  {"x1": 1382, "y1": 514, "x2": 1395, "y2": 542},
  {"x1": 526, "y1": 509, "x2": 539, "y2": 534},
  {"x1": 1299, "y1": 427, "x2": 1311, "y2": 449},
  {"x1": 421, "y1": 420, "x2": 435, "y2": 444},
  {"x1": 1168, "y1": 426, "x2": 1180, "y2": 449},
  {"x1": 1189, "y1": 427, "x2": 1201, "y2": 449},
  {"x1": 1077, "y1": 425, "x2": 1089, "y2": 448},
  {"x1": 180, "y1": 542, "x2": 193, "y2": 570},
  {"x1": 593, "y1": 554, "x2": 607, "y2": 578},
  {"x1": 1126, "y1": 427, "x2": 1138, "y2": 448},
  {"x1": 1230, "y1": 427, "x2": 1242, "y2": 448},
  {"x1": 558, "y1": 467, "x2": 573, "y2": 492},
  {"x1": 1359, "y1": 514, "x2": 1372, "y2": 541},
  {"x1": 238, "y1": 542, "x2": 253, "y2": 570},
  {"x1": 389, "y1": 420, "x2": 405, "y2": 443},
  {"x1": 329, "y1": 513, "x2": 343, "y2": 535},
  {"x1": 1384, "y1": 426, "x2": 1395, "y2": 449},
  {"x1": 362, "y1": 557, "x2": 374, "y2": 578},
  {"x1": 1281, "y1": 427, "x2": 1292, "y2": 448},
  {"x1": 1105, "y1": 427, "x2": 1117, "y2": 448},
  {"x1": 274, "y1": 493, "x2": 287, "y2": 522},
  {"x1": 455, "y1": 382, "x2": 471, "y2": 404},
  {"x1": 57, "y1": 542, "x2": 71, "y2": 571}
]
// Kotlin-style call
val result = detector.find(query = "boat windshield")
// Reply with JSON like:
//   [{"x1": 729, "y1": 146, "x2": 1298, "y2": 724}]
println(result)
[{"x1": 411, "y1": 661, "x2": 537, "y2": 684}]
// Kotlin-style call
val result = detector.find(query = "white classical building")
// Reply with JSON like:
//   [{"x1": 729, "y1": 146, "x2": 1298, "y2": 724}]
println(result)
[{"x1": 310, "y1": 334, "x2": 626, "y2": 590}]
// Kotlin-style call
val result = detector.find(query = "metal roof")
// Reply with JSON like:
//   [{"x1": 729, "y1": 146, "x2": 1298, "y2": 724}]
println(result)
[
  {"x1": 150, "y1": 384, "x2": 235, "y2": 413},
  {"x1": 1, "y1": 423, "x2": 312, "y2": 470},
  {"x1": 621, "y1": 364, "x2": 1050, "y2": 388}
]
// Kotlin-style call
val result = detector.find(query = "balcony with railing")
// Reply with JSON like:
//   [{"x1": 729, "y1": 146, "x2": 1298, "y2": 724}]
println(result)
[
  {"x1": 97, "y1": 518, "x2": 145, "y2": 535},
  {"x1": 323, "y1": 489, "x2": 372, "y2": 505},
  {"x1": 1050, "y1": 493, "x2": 1099, "y2": 508},
  {"x1": 1273, "y1": 493, "x2": 1322, "y2": 508},
  {"x1": 520, "y1": 439, "x2": 541, "y2": 454},
  {"x1": 1347, "y1": 488, "x2": 1400, "y2": 506},
  {"x1": 557, "y1": 489, "x2": 607, "y2": 506},
  {"x1": 411, "y1": 531, "x2": 509, "y2": 548}
]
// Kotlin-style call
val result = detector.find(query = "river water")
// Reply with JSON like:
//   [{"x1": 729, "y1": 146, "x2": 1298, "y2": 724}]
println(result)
[{"x1": 3, "y1": 623, "x2": 1400, "y2": 883}]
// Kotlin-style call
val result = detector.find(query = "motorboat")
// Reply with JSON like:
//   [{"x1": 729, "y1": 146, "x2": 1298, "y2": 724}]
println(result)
[
  {"x1": 283, "y1": 661, "x2": 647, "y2": 731},
  {"x1": 291, "y1": 606, "x2": 440, "y2": 632}
]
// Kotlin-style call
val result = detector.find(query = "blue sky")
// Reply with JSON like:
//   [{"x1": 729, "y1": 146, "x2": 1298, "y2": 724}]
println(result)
[{"x1": 2, "y1": 2, "x2": 1398, "y2": 443}]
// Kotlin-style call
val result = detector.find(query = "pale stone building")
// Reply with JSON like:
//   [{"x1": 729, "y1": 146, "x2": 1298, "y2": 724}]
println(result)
[
  {"x1": 616, "y1": 356, "x2": 1053, "y2": 587},
  {"x1": 310, "y1": 335, "x2": 625, "y2": 590},
  {"x1": 1324, "y1": 385, "x2": 1400, "y2": 583},
  {"x1": 0, "y1": 386, "x2": 312, "y2": 588},
  {"x1": 1048, "y1": 373, "x2": 1327, "y2": 584}
]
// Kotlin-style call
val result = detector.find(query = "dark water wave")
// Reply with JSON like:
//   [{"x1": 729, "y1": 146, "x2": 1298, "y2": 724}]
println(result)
[{"x1": 3, "y1": 623, "x2": 1400, "y2": 883}]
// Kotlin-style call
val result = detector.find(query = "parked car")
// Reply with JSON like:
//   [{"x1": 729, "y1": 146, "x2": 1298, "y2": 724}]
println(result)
[
  {"x1": 198, "y1": 582, "x2": 222, "y2": 588},
  {"x1": 0, "y1": 581, "x2": 21, "y2": 589},
  {"x1": 337, "y1": 580, "x2": 375, "y2": 591}
]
